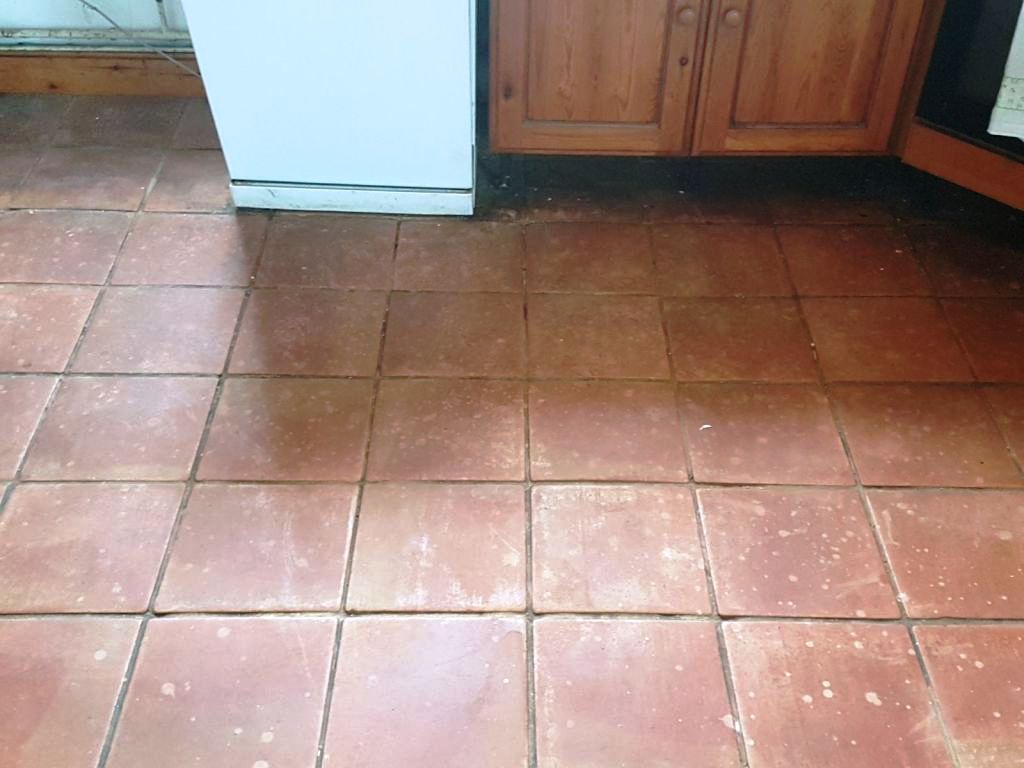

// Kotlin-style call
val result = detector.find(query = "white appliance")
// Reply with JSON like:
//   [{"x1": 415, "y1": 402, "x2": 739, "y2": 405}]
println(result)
[{"x1": 180, "y1": 1, "x2": 475, "y2": 215}]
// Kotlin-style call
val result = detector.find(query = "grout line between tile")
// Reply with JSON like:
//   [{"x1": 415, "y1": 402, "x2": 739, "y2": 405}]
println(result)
[
  {"x1": 87, "y1": 151, "x2": 178, "y2": 768},
  {"x1": 657, "y1": 216, "x2": 751, "y2": 766},
  {"x1": 777, "y1": 224, "x2": 965, "y2": 768},
  {"x1": 94, "y1": 615, "x2": 150, "y2": 768},
  {"x1": 309, "y1": 215, "x2": 401, "y2": 768},
  {"x1": 93, "y1": 203, "x2": 275, "y2": 768},
  {"x1": 6, "y1": 369, "x2": 1024, "y2": 388},
  {"x1": 0, "y1": 153, "x2": 164, "y2": 520},
  {"x1": 5, "y1": 609, "x2": 1024, "y2": 624},
  {"x1": 11, "y1": 477, "x2": 1024, "y2": 492},
  {"x1": 935, "y1": 295, "x2": 1024, "y2": 482},
  {"x1": 519, "y1": 219, "x2": 539, "y2": 768},
  {"x1": 312, "y1": 618, "x2": 343, "y2": 768}
]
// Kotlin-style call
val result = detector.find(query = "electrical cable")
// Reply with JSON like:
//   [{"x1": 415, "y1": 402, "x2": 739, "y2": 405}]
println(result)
[{"x1": 77, "y1": 0, "x2": 200, "y2": 77}]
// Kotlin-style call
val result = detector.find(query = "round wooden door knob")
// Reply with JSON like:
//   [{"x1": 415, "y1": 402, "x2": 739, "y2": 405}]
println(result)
[
  {"x1": 676, "y1": 6, "x2": 697, "y2": 25},
  {"x1": 723, "y1": 8, "x2": 743, "y2": 27}
]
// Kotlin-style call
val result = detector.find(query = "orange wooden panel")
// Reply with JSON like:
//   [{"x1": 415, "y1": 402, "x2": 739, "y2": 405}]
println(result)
[
  {"x1": 902, "y1": 122, "x2": 1024, "y2": 212},
  {"x1": 733, "y1": 0, "x2": 891, "y2": 125},
  {"x1": 491, "y1": 0, "x2": 707, "y2": 154},
  {"x1": 525, "y1": 0, "x2": 670, "y2": 124},
  {"x1": 695, "y1": 0, "x2": 925, "y2": 154},
  {"x1": 0, "y1": 53, "x2": 203, "y2": 97}
]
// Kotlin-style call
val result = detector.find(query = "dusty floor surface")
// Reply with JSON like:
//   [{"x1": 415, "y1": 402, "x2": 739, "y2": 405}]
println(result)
[{"x1": 1, "y1": 94, "x2": 1024, "y2": 767}]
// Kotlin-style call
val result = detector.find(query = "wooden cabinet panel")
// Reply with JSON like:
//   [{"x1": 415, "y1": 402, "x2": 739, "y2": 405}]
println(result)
[
  {"x1": 525, "y1": 0, "x2": 669, "y2": 124},
  {"x1": 695, "y1": 0, "x2": 925, "y2": 154},
  {"x1": 491, "y1": 0, "x2": 707, "y2": 154}
]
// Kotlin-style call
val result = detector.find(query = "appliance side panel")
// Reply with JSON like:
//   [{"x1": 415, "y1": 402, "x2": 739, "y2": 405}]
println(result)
[{"x1": 181, "y1": 0, "x2": 474, "y2": 189}]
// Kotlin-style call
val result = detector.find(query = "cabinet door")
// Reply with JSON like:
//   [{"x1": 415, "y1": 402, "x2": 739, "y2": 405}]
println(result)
[
  {"x1": 695, "y1": 0, "x2": 925, "y2": 154},
  {"x1": 491, "y1": 0, "x2": 707, "y2": 154}
]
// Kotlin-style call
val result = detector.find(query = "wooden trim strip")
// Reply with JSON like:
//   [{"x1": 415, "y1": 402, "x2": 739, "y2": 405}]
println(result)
[
  {"x1": 901, "y1": 121, "x2": 1024, "y2": 211},
  {"x1": 0, "y1": 52, "x2": 204, "y2": 97}
]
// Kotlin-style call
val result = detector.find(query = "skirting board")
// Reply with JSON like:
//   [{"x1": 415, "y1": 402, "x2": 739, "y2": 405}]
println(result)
[
  {"x1": 230, "y1": 182, "x2": 475, "y2": 216},
  {"x1": 0, "y1": 52, "x2": 203, "y2": 96},
  {"x1": 901, "y1": 122, "x2": 1024, "y2": 212}
]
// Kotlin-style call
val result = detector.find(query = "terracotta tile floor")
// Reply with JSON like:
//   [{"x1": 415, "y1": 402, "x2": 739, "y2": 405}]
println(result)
[{"x1": 1, "y1": 93, "x2": 1024, "y2": 768}]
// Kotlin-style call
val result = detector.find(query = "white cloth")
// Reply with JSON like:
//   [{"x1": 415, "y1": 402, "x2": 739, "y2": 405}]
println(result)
[{"x1": 989, "y1": 4, "x2": 1024, "y2": 140}]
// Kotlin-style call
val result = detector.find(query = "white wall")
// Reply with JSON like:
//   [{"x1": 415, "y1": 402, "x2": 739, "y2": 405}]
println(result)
[{"x1": 0, "y1": 0, "x2": 190, "y2": 46}]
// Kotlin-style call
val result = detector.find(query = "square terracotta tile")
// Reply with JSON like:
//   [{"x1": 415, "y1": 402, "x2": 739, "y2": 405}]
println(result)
[
  {"x1": 368, "y1": 379, "x2": 524, "y2": 480},
  {"x1": 107, "y1": 617, "x2": 334, "y2": 768},
  {"x1": 14, "y1": 147, "x2": 162, "y2": 210},
  {"x1": 802, "y1": 298, "x2": 972, "y2": 382},
  {"x1": 395, "y1": 220, "x2": 523, "y2": 291},
  {"x1": 257, "y1": 214, "x2": 396, "y2": 289},
  {"x1": 144, "y1": 150, "x2": 231, "y2": 213},
  {"x1": 778, "y1": 226, "x2": 930, "y2": 296},
  {"x1": 526, "y1": 222, "x2": 656, "y2": 293},
  {"x1": 915, "y1": 625, "x2": 1024, "y2": 768},
  {"x1": 383, "y1": 292, "x2": 526, "y2": 377},
  {"x1": 651, "y1": 225, "x2": 791, "y2": 297},
  {"x1": 0, "y1": 210, "x2": 132, "y2": 284},
  {"x1": 869, "y1": 490, "x2": 1024, "y2": 618},
  {"x1": 199, "y1": 378, "x2": 373, "y2": 481},
  {"x1": 23, "y1": 376, "x2": 216, "y2": 481},
  {"x1": 528, "y1": 294, "x2": 669, "y2": 379},
  {"x1": 0, "y1": 483, "x2": 182, "y2": 612},
  {"x1": 112, "y1": 212, "x2": 266, "y2": 286},
  {"x1": 0, "y1": 145, "x2": 39, "y2": 206},
  {"x1": 679, "y1": 383, "x2": 852, "y2": 485},
  {"x1": 323, "y1": 616, "x2": 527, "y2": 768},
  {"x1": 347, "y1": 483, "x2": 526, "y2": 611},
  {"x1": 231, "y1": 289, "x2": 385, "y2": 376},
  {"x1": 699, "y1": 488, "x2": 897, "y2": 618},
  {"x1": 532, "y1": 484, "x2": 709, "y2": 613},
  {"x1": 943, "y1": 299, "x2": 1024, "y2": 382},
  {"x1": 0, "y1": 376, "x2": 56, "y2": 479},
  {"x1": 0, "y1": 93, "x2": 71, "y2": 144},
  {"x1": 156, "y1": 484, "x2": 357, "y2": 612},
  {"x1": 72, "y1": 287, "x2": 243, "y2": 374},
  {"x1": 832, "y1": 385, "x2": 1022, "y2": 487},
  {"x1": 913, "y1": 226, "x2": 1024, "y2": 297},
  {"x1": 0, "y1": 617, "x2": 140, "y2": 768},
  {"x1": 172, "y1": 99, "x2": 219, "y2": 149},
  {"x1": 535, "y1": 619, "x2": 739, "y2": 768},
  {"x1": 986, "y1": 386, "x2": 1024, "y2": 459},
  {"x1": 0, "y1": 285, "x2": 97, "y2": 372},
  {"x1": 724, "y1": 621, "x2": 952, "y2": 768},
  {"x1": 529, "y1": 381, "x2": 688, "y2": 481},
  {"x1": 664, "y1": 299, "x2": 816, "y2": 382},
  {"x1": 55, "y1": 96, "x2": 184, "y2": 148}
]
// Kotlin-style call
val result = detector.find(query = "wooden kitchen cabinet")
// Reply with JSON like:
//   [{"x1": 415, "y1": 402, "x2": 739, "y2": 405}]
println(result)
[
  {"x1": 490, "y1": 0, "x2": 926, "y2": 156},
  {"x1": 694, "y1": 0, "x2": 926, "y2": 154},
  {"x1": 490, "y1": 0, "x2": 708, "y2": 154}
]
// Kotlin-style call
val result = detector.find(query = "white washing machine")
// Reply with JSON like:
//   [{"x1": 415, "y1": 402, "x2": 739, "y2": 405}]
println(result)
[{"x1": 181, "y1": 0, "x2": 475, "y2": 215}]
